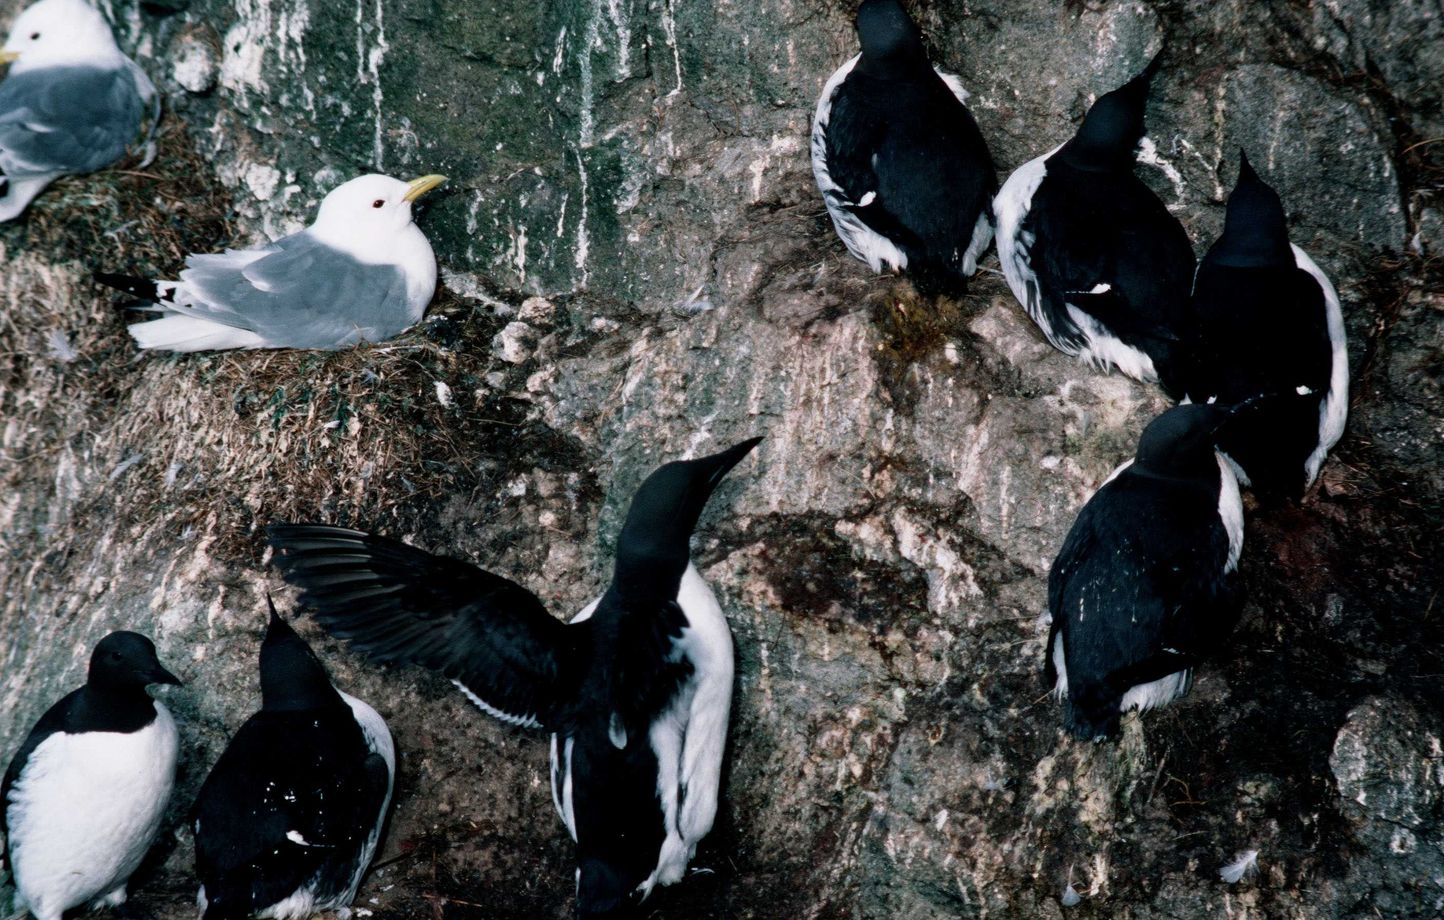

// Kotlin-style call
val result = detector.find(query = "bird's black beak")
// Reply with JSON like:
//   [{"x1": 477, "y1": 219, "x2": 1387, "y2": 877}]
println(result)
[
  {"x1": 695, "y1": 436, "x2": 764, "y2": 489},
  {"x1": 1196, "y1": 390, "x2": 1314, "y2": 450},
  {"x1": 149, "y1": 663, "x2": 183, "y2": 686},
  {"x1": 1225, "y1": 389, "x2": 1314, "y2": 419},
  {"x1": 1128, "y1": 47, "x2": 1165, "y2": 93},
  {"x1": 1237, "y1": 148, "x2": 1259, "y2": 184}
]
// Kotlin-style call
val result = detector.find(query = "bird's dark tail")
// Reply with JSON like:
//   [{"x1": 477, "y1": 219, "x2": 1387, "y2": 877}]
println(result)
[
  {"x1": 576, "y1": 857, "x2": 639, "y2": 919},
  {"x1": 1064, "y1": 685, "x2": 1123, "y2": 742},
  {"x1": 201, "y1": 899, "x2": 252, "y2": 920},
  {"x1": 93, "y1": 271, "x2": 163, "y2": 304}
]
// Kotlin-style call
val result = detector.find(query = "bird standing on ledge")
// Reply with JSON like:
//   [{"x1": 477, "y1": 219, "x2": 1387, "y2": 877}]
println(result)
[
  {"x1": 812, "y1": 0, "x2": 996, "y2": 293},
  {"x1": 96, "y1": 173, "x2": 446, "y2": 352},
  {"x1": 1181, "y1": 151, "x2": 1348, "y2": 501},
  {"x1": 192, "y1": 599, "x2": 394, "y2": 920},
  {"x1": 1046, "y1": 405, "x2": 1244, "y2": 740},
  {"x1": 2, "y1": 632, "x2": 181, "y2": 920},
  {"x1": 269, "y1": 436, "x2": 763, "y2": 918},
  {"x1": 996, "y1": 57, "x2": 1195, "y2": 394}
]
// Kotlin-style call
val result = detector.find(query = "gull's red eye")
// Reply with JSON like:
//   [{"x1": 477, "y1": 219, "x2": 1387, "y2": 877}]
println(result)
[{"x1": 371, "y1": 199, "x2": 385, "y2": 208}]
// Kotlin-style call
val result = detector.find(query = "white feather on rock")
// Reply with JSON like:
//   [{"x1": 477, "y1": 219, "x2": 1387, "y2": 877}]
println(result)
[{"x1": 1218, "y1": 848, "x2": 1259, "y2": 884}]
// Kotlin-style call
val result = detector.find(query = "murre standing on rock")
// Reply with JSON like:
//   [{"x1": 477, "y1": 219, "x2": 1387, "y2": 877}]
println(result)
[
  {"x1": 1, "y1": 631, "x2": 180, "y2": 920},
  {"x1": 1046, "y1": 405, "x2": 1244, "y2": 740},
  {"x1": 1180, "y1": 151, "x2": 1348, "y2": 501},
  {"x1": 192, "y1": 599, "x2": 394, "y2": 920},
  {"x1": 995, "y1": 57, "x2": 1195, "y2": 393},
  {"x1": 811, "y1": 0, "x2": 996, "y2": 292},
  {"x1": 0, "y1": 0, "x2": 158, "y2": 222},
  {"x1": 94, "y1": 173, "x2": 446, "y2": 353},
  {"x1": 268, "y1": 437, "x2": 763, "y2": 919}
]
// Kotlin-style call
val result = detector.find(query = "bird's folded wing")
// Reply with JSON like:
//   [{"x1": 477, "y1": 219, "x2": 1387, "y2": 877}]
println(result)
[
  {"x1": 176, "y1": 236, "x2": 409, "y2": 348},
  {"x1": 822, "y1": 87, "x2": 884, "y2": 214},
  {"x1": 1065, "y1": 288, "x2": 1180, "y2": 344},
  {"x1": 269, "y1": 523, "x2": 575, "y2": 730},
  {"x1": 0, "y1": 66, "x2": 143, "y2": 174},
  {"x1": 1047, "y1": 504, "x2": 1098, "y2": 616}
]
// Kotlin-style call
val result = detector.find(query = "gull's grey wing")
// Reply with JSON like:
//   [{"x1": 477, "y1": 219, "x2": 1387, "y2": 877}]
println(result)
[
  {"x1": 168, "y1": 234, "x2": 413, "y2": 350},
  {"x1": 0, "y1": 65, "x2": 145, "y2": 176}
]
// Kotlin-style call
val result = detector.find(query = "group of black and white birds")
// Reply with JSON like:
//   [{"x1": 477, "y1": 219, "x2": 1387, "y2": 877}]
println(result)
[
  {"x1": 2, "y1": 439, "x2": 761, "y2": 920},
  {"x1": 813, "y1": 0, "x2": 1347, "y2": 739},
  {"x1": 1, "y1": 0, "x2": 1355, "y2": 916},
  {"x1": 1, "y1": 614, "x2": 396, "y2": 920}
]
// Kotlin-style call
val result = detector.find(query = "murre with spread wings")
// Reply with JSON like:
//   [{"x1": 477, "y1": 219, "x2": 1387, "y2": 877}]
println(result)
[{"x1": 269, "y1": 437, "x2": 762, "y2": 918}]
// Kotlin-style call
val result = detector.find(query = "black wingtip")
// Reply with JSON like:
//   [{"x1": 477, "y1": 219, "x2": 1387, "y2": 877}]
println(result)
[
  {"x1": 266, "y1": 592, "x2": 282, "y2": 625},
  {"x1": 93, "y1": 271, "x2": 161, "y2": 303},
  {"x1": 1063, "y1": 704, "x2": 1121, "y2": 743}
]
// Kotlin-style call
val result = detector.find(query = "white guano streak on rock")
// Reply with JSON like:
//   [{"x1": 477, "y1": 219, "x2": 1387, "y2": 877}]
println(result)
[
  {"x1": 513, "y1": 223, "x2": 529, "y2": 284},
  {"x1": 607, "y1": 0, "x2": 630, "y2": 79},
  {"x1": 572, "y1": 4, "x2": 604, "y2": 288},
  {"x1": 575, "y1": 147, "x2": 591, "y2": 287},
  {"x1": 579, "y1": 1, "x2": 600, "y2": 148},
  {"x1": 660, "y1": 0, "x2": 683, "y2": 97},
  {"x1": 357, "y1": 0, "x2": 388, "y2": 169},
  {"x1": 222, "y1": 0, "x2": 311, "y2": 103},
  {"x1": 1136, "y1": 136, "x2": 1186, "y2": 208}
]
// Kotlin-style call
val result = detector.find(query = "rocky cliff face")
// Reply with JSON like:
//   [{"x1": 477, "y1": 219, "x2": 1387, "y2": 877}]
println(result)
[{"x1": 2, "y1": 0, "x2": 1441, "y2": 917}]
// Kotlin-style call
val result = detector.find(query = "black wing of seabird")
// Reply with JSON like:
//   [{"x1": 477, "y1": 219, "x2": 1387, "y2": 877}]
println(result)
[
  {"x1": 193, "y1": 711, "x2": 378, "y2": 916},
  {"x1": 268, "y1": 523, "x2": 580, "y2": 731}
]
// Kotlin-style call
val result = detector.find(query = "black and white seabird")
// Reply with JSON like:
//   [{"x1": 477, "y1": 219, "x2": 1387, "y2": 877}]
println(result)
[
  {"x1": 0, "y1": 0, "x2": 157, "y2": 222},
  {"x1": 192, "y1": 599, "x2": 394, "y2": 920},
  {"x1": 1045, "y1": 405, "x2": 1244, "y2": 740},
  {"x1": 267, "y1": 437, "x2": 762, "y2": 918},
  {"x1": 995, "y1": 58, "x2": 1195, "y2": 393},
  {"x1": 2, "y1": 631, "x2": 181, "y2": 920},
  {"x1": 1180, "y1": 152, "x2": 1348, "y2": 500},
  {"x1": 811, "y1": 0, "x2": 996, "y2": 291}
]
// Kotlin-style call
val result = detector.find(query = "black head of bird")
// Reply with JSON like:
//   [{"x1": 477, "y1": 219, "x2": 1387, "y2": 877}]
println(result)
[
  {"x1": 613, "y1": 437, "x2": 763, "y2": 601},
  {"x1": 260, "y1": 596, "x2": 342, "y2": 712},
  {"x1": 1206, "y1": 150, "x2": 1294, "y2": 269},
  {"x1": 855, "y1": 0, "x2": 928, "y2": 78},
  {"x1": 89, "y1": 631, "x2": 181, "y2": 691},
  {"x1": 1060, "y1": 54, "x2": 1161, "y2": 171},
  {"x1": 1132, "y1": 403, "x2": 1231, "y2": 481}
]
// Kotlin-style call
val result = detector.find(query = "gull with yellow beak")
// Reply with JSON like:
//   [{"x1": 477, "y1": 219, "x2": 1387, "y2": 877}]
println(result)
[
  {"x1": 96, "y1": 174, "x2": 448, "y2": 352},
  {"x1": 0, "y1": 0, "x2": 157, "y2": 221}
]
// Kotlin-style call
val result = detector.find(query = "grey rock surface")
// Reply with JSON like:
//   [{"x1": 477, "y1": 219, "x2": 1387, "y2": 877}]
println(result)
[{"x1": 1, "y1": 0, "x2": 1441, "y2": 918}]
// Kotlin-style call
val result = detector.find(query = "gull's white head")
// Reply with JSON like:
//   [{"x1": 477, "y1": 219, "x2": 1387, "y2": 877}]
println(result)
[
  {"x1": 1, "y1": 0, "x2": 120, "y2": 68},
  {"x1": 309, "y1": 172, "x2": 446, "y2": 266}
]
